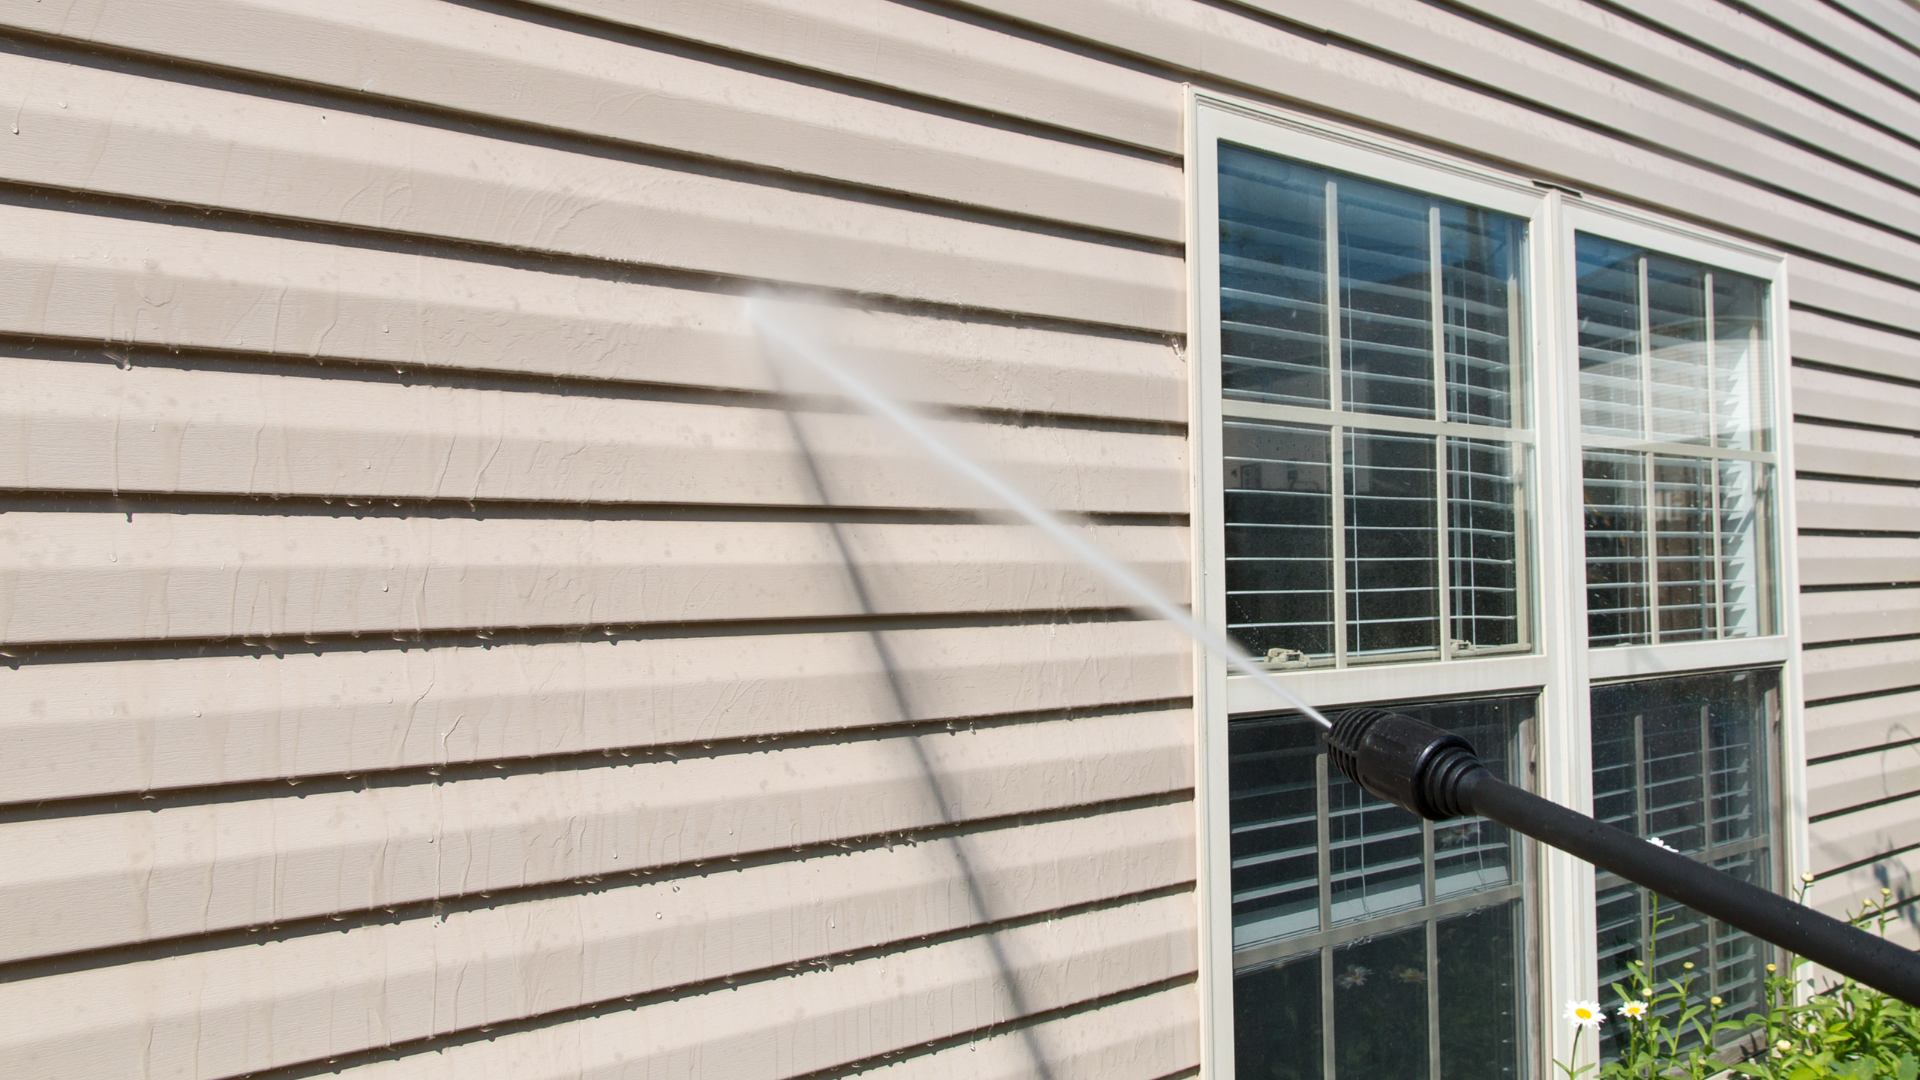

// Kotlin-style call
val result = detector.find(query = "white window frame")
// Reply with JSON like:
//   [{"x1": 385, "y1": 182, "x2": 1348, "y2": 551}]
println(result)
[{"x1": 1187, "y1": 88, "x2": 1804, "y2": 1079}]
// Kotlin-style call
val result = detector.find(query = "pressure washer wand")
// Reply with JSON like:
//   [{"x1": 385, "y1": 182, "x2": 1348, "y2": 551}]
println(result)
[{"x1": 1326, "y1": 708, "x2": 1920, "y2": 1005}]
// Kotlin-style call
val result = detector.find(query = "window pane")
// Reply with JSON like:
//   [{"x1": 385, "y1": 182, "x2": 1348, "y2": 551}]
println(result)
[
  {"x1": 1654, "y1": 455, "x2": 1716, "y2": 642},
  {"x1": 1233, "y1": 696, "x2": 1530, "y2": 1080},
  {"x1": 1235, "y1": 952, "x2": 1324, "y2": 1080},
  {"x1": 1646, "y1": 256, "x2": 1711, "y2": 445},
  {"x1": 1718, "y1": 459, "x2": 1775, "y2": 639},
  {"x1": 1577, "y1": 235, "x2": 1643, "y2": 439},
  {"x1": 1439, "y1": 901, "x2": 1523, "y2": 1080},
  {"x1": 1592, "y1": 669, "x2": 1779, "y2": 1061},
  {"x1": 1340, "y1": 179, "x2": 1433, "y2": 419},
  {"x1": 1220, "y1": 145, "x2": 1331, "y2": 409},
  {"x1": 1713, "y1": 272, "x2": 1771, "y2": 452},
  {"x1": 1230, "y1": 713, "x2": 1325, "y2": 948},
  {"x1": 1330, "y1": 756, "x2": 1426, "y2": 925},
  {"x1": 1448, "y1": 438, "x2": 1521, "y2": 651},
  {"x1": 1584, "y1": 450, "x2": 1649, "y2": 645},
  {"x1": 1433, "y1": 698, "x2": 1519, "y2": 898},
  {"x1": 1347, "y1": 430, "x2": 1438, "y2": 658},
  {"x1": 1226, "y1": 422, "x2": 1335, "y2": 658},
  {"x1": 1441, "y1": 206, "x2": 1520, "y2": 426},
  {"x1": 1334, "y1": 926, "x2": 1430, "y2": 1080}
]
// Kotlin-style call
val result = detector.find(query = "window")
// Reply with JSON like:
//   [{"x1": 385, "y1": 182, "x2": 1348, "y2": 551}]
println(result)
[
  {"x1": 1231, "y1": 697, "x2": 1531, "y2": 1080},
  {"x1": 1592, "y1": 669, "x2": 1780, "y2": 1056},
  {"x1": 1576, "y1": 237, "x2": 1779, "y2": 645},
  {"x1": 1192, "y1": 93, "x2": 1798, "y2": 1080},
  {"x1": 1218, "y1": 145, "x2": 1532, "y2": 666}
]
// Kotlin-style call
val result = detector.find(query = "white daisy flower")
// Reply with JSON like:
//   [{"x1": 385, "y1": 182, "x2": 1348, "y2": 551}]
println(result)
[
  {"x1": 1618, "y1": 1000, "x2": 1649, "y2": 1020},
  {"x1": 1565, "y1": 1000, "x2": 1605, "y2": 1030}
]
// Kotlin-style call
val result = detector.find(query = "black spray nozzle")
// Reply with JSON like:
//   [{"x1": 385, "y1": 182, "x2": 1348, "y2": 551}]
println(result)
[
  {"x1": 1324, "y1": 708, "x2": 1486, "y2": 821},
  {"x1": 1322, "y1": 708, "x2": 1920, "y2": 1006}
]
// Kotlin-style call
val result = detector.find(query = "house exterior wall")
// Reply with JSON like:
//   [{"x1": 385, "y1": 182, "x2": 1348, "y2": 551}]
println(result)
[{"x1": 0, "y1": 1, "x2": 1914, "y2": 1078}]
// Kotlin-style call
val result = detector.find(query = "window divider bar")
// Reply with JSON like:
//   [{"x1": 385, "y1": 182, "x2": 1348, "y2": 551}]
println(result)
[
  {"x1": 1575, "y1": 433, "x2": 1770, "y2": 463},
  {"x1": 1333, "y1": 425, "x2": 1349, "y2": 667},
  {"x1": 1639, "y1": 258, "x2": 1661, "y2": 646},
  {"x1": 1318, "y1": 747, "x2": 1336, "y2": 1080},
  {"x1": 1234, "y1": 884, "x2": 1528, "y2": 971},
  {"x1": 1437, "y1": 436, "x2": 1454, "y2": 661},
  {"x1": 1430, "y1": 206, "x2": 1453, "y2": 663},
  {"x1": 1327, "y1": 179, "x2": 1343, "y2": 416},
  {"x1": 1427, "y1": 916, "x2": 1443, "y2": 1080},
  {"x1": 1223, "y1": 399, "x2": 1534, "y2": 443},
  {"x1": 1705, "y1": 275, "x2": 1727, "y2": 641},
  {"x1": 1327, "y1": 180, "x2": 1349, "y2": 669}
]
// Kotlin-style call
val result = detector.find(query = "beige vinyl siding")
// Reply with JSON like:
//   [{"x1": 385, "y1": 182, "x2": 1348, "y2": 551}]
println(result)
[{"x1": 3, "y1": 0, "x2": 1920, "y2": 1077}]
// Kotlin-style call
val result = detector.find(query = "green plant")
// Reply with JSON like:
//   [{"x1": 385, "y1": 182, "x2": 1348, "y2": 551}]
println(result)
[{"x1": 1556, "y1": 882, "x2": 1920, "y2": 1080}]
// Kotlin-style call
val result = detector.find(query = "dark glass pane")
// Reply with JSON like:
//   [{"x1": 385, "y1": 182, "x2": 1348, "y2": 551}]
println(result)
[
  {"x1": 1711, "y1": 688, "x2": 1763, "y2": 845},
  {"x1": 1646, "y1": 256, "x2": 1710, "y2": 445},
  {"x1": 1340, "y1": 179, "x2": 1434, "y2": 419},
  {"x1": 1346, "y1": 431, "x2": 1438, "y2": 657},
  {"x1": 1230, "y1": 713, "x2": 1325, "y2": 947},
  {"x1": 1439, "y1": 902, "x2": 1523, "y2": 1080},
  {"x1": 1226, "y1": 421, "x2": 1336, "y2": 659},
  {"x1": 1344, "y1": 176, "x2": 1436, "y2": 417},
  {"x1": 1220, "y1": 144, "x2": 1331, "y2": 409},
  {"x1": 1576, "y1": 234, "x2": 1643, "y2": 438},
  {"x1": 1642, "y1": 701, "x2": 1708, "y2": 853},
  {"x1": 1718, "y1": 459, "x2": 1774, "y2": 639},
  {"x1": 1712, "y1": 272, "x2": 1770, "y2": 452},
  {"x1": 1448, "y1": 438, "x2": 1520, "y2": 650},
  {"x1": 1713, "y1": 850, "x2": 1770, "y2": 1017},
  {"x1": 1329, "y1": 759, "x2": 1426, "y2": 924},
  {"x1": 1334, "y1": 927, "x2": 1430, "y2": 1080},
  {"x1": 1654, "y1": 455, "x2": 1717, "y2": 642},
  {"x1": 1425, "y1": 697, "x2": 1523, "y2": 898},
  {"x1": 1236, "y1": 952, "x2": 1325, "y2": 1080},
  {"x1": 1592, "y1": 670, "x2": 1780, "y2": 1061},
  {"x1": 1595, "y1": 878, "x2": 1643, "y2": 1061},
  {"x1": 1441, "y1": 206, "x2": 1519, "y2": 427},
  {"x1": 1584, "y1": 450, "x2": 1649, "y2": 645}
]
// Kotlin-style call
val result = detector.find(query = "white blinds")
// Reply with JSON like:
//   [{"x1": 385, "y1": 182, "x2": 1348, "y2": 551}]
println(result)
[
  {"x1": 1575, "y1": 236, "x2": 1776, "y2": 646},
  {"x1": 1218, "y1": 143, "x2": 1530, "y2": 666}
]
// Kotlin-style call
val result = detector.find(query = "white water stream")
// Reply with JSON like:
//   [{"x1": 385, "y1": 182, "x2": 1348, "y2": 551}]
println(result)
[{"x1": 747, "y1": 299, "x2": 1331, "y2": 730}]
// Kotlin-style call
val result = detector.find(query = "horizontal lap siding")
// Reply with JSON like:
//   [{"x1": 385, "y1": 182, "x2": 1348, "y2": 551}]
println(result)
[
  {"x1": 8, "y1": 0, "x2": 1920, "y2": 1077},
  {"x1": 0, "y1": 2, "x2": 1197, "y2": 1077}
]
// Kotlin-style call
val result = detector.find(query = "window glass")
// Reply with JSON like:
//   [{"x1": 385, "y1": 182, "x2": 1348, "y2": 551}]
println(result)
[
  {"x1": 1219, "y1": 143, "x2": 1531, "y2": 667},
  {"x1": 1231, "y1": 696, "x2": 1531, "y2": 1080},
  {"x1": 1575, "y1": 234, "x2": 1776, "y2": 644},
  {"x1": 1591, "y1": 668, "x2": 1779, "y2": 1059}
]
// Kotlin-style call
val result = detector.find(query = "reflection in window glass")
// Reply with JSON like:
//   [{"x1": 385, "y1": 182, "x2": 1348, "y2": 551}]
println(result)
[
  {"x1": 1346, "y1": 431, "x2": 1438, "y2": 658},
  {"x1": 1574, "y1": 234, "x2": 1775, "y2": 644},
  {"x1": 1340, "y1": 180, "x2": 1434, "y2": 419},
  {"x1": 1583, "y1": 451, "x2": 1648, "y2": 646},
  {"x1": 1226, "y1": 422, "x2": 1335, "y2": 658},
  {"x1": 1450, "y1": 439, "x2": 1521, "y2": 650},
  {"x1": 1218, "y1": 144, "x2": 1524, "y2": 424},
  {"x1": 1216, "y1": 143, "x2": 1531, "y2": 670},
  {"x1": 1231, "y1": 696, "x2": 1530, "y2": 1079},
  {"x1": 1591, "y1": 669, "x2": 1778, "y2": 1060}
]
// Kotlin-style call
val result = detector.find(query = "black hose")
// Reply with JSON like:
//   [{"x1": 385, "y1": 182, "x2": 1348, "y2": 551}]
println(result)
[{"x1": 1325, "y1": 708, "x2": 1920, "y2": 1006}]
